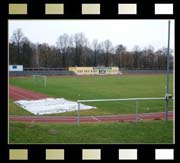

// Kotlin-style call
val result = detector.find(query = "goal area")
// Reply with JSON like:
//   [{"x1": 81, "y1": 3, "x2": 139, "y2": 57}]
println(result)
[{"x1": 32, "y1": 75, "x2": 47, "y2": 88}]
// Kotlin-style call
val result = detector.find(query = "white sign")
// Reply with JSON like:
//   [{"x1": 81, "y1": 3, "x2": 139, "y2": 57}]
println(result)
[{"x1": 9, "y1": 65, "x2": 23, "y2": 71}]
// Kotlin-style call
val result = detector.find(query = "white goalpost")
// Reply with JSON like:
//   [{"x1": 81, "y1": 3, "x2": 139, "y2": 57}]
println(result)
[{"x1": 32, "y1": 75, "x2": 47, "y2": 88}]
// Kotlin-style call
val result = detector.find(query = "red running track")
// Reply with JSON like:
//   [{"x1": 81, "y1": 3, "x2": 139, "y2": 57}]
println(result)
[
  {"x1": 9, "y1": 85, "x2": 49, "y2": 100},
  {"x1": 9, "y1": 111, "x2": 173, "y2": 123}
]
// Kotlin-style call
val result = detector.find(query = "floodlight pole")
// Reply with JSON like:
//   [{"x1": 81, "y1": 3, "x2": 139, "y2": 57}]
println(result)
[{"x1": 165, "y1": 20, "x2": 171, "y2": 122}]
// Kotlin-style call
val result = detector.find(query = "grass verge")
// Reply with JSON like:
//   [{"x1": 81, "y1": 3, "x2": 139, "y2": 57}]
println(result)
[{"x1": 9, "y1": 120, "x2": 173, "y2": 144}]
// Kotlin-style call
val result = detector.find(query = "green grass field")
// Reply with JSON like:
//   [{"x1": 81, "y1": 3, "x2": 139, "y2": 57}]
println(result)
[
  {"x1": 9, "y1": 120, "x2": 173, "y2": 144},
  {"x1": 9, "y1": 74, "x2": 174, "y2": 144},
  {"x1": 9, "y1": 99, "x2": 33, "y2": 115},
  {"x1": 9, "y1": 74, "x2": 174, "y2": 116}
]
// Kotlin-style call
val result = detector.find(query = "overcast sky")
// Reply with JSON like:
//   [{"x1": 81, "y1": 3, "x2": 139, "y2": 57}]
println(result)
[{"x1": 9, "y1": 20, "x2": 175, "y2": 53}]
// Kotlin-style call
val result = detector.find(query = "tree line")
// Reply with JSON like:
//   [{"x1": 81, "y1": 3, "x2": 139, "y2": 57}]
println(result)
[{"x1": 9, "y1": 28, "x2": 173, "y2": 69}]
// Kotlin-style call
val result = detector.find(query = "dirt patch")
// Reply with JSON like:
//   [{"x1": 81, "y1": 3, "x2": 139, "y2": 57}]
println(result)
[
  {"x1": 48, "y1": 129, "x2": 59, "y2": 135},
  {"x1": 153, "y1": 118, "x2": 162, "y2": 120}
]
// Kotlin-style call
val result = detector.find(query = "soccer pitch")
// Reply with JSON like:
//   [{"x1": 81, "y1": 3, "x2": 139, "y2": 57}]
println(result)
[{"x1": 9, "y1": 74, "x2": 174, "y2": 116}]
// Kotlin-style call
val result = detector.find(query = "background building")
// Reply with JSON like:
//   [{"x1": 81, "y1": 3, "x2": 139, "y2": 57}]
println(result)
[{"x1": 68, "y1": 67, "x2": 121, "y2": 75}]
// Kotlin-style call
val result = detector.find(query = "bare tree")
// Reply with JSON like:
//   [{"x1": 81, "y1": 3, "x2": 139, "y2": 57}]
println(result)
[
  {"x1": 9, "y1": 29, "x2": 174, "y2": 69},
  {"x1": 142, "y1": 46, "x2": 155, "y2": 69},
  {"x1": 116, "y1": 44, "x2": 126, "y2": 68},
  {"x1": 10, "y1": 28, "x2": 25, "y2": 63},
  {"x1": 155, "y1": 47, "x2": 173, "y2": 69},
  {"x1": 21, "y1": 37, "x2": 33, "y2": 67},
  {"x1": 32, "y1": 44, "x2": 40, "y2": 67},
  {"x1": 11, "y1": 28, "x2": 25, "y2": 46},
  {"x1": 95, "y1": 42, "x2": 104, "y2": 66},
  {"x1": 56, "y1": 33, "x2": 71, "y2": 68},
  {"x1": 103, "y1": 39, "x2": 113, "y2": 67},
  {"x1": 92, "y1": 39, "x2": 99, "y2": 66},
  {"x1": 38, "y1": 43, "x2": 51, "y2": 68},
  {"x1": 9, "y1": 43, "x2": 17, "y2": 64},
  {"x1": 132, "y1": 45, "x2": 141, "y2": 68},
  {"x1": 73, "y1": 33, "x2": 88, "y2": 66}
]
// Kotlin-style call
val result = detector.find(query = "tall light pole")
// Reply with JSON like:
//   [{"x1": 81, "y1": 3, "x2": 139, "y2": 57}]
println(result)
[{"x1": 165, "y1": 20, "x2": 171, "y2": 122}]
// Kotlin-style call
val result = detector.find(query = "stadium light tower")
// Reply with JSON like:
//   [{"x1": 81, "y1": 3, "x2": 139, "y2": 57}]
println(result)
[{"x1": 165, "y1": 20, "x2": 171, "y2": 122}]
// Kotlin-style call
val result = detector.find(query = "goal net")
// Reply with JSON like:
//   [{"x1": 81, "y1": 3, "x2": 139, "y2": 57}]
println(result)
[{"x1": 32, "y1": 75, "x2": 47, "y2": 88}]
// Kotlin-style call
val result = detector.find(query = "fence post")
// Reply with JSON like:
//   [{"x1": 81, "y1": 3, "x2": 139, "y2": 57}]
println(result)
[
  {"x1": 165, "y1": 95, "x2": 169, "y2": 122},
  {"x1": 136, "y1": 99, "x2": 139, "y2": 123},
  {"x1": 77, "y1": 102, "x2": 80, "y2": 126}
]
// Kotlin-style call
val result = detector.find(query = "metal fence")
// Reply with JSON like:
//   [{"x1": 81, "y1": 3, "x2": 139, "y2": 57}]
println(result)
[
  {"x1": 9, "y1": 69, "x2": 74, "y2": 76},
  {"x1": 76, "y1": 97, "x2": 173, "y2": 126},
  {"x1": 120, "y1": 68, "x2": 173, "y2": 74},
  {"x1": 24, "y1": 68, "x2": 68, "y2": 71}
]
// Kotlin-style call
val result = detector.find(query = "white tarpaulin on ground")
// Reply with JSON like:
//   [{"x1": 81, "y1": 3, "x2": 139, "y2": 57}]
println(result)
[{"x1": 15, "y1": 98, "x2": 96, "y2": 115}]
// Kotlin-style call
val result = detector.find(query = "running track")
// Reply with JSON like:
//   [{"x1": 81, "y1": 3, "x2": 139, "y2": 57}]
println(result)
[
  {"x1": 9, "y1": 85, "x2": 49, "y2": 100},
  {"x1": 9, "y1": 112, "x2": 173, "y2": 123},
  {"x1": 9, "y1": 85, "x2": 173, "y2": 123}
]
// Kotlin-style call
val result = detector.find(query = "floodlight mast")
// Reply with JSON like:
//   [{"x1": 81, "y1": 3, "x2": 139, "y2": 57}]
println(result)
[{"x1": 165, "y1": 20, "x2": 171, "y2": 122}]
